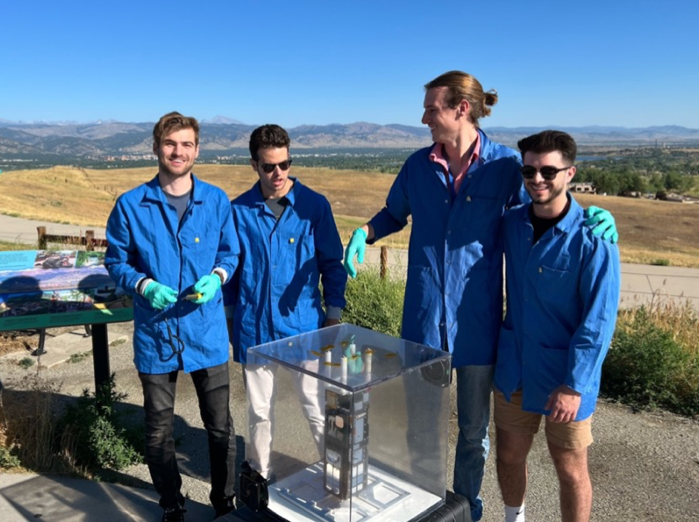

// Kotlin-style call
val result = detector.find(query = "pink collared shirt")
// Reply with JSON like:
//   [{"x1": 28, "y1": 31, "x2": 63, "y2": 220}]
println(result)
[{"x1": 429, "y1": 133, "x2": 481, "y2": 195}]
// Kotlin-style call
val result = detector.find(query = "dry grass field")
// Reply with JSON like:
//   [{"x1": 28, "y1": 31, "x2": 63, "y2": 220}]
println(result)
[
  {"x1": 1, "y1": 165, "x2": 698, "y2": 267},
  {"x1": 573, "y1": 193, "x2": 699, "y2": 267}
]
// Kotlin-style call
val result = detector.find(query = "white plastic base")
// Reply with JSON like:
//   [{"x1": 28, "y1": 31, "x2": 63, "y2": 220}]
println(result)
[{"x1": 268, "y1": 462, "x2": 442, "y2": 522}]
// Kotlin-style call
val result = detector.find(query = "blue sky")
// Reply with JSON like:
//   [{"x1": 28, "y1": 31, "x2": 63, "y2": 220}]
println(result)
[{"x1": 1, "y1": 0, "x2": 697, "y2": 128}]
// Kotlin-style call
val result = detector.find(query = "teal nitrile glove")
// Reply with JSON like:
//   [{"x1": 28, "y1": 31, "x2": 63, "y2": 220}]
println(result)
[
  {"x1": 193, "y1": 274, "x2": 222, "y2": 304},
  {"x1": 143, "y1": 281, "x2": 178, "y2": 310},
  {"x1": 344, "y1": 228, "x2": 367, "y2": 279},
  {"x1": 584, "y1": 206, "x2": 619, "y2": 244}
]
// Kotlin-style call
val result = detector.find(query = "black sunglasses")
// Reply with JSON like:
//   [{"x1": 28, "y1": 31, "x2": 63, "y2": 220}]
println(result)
[
  {"x1": 258, "y1": 158, "x2": 292, "y2": 174},
  {"x1": 520, "y1": 165, "x2": 572, "y2": 180}
]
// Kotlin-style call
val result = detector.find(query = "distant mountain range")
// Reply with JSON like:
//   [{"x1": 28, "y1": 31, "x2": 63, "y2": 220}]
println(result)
[
  {"x1": 485, "y1": 125, "x2": 699, "y2": 148},
  {"x1": 1, "y1": 119, "x2": 698, "y2": 157}
]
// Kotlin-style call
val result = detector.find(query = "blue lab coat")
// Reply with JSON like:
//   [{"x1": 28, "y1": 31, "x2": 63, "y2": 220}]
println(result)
[
  {"x1": 368, "y1": 130, "x2": 526, "y2": 367},
  {"x1": 494, "y1": 195, "x2": 620, "y2": 420},
  {"x1": 224, "y1": 179, "x2": 347, "y2": 363},
  {"x1": 106, "y1": 174, "x2": 239, "y2": 374}
]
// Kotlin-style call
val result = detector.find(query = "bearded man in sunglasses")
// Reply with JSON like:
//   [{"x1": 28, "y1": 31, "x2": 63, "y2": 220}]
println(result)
[
  {"x1": 494, "y1": 130, "x2": 620, "y2": 522},
  {"x1": 343, "y1": 71, "x2": 618, "y2": 521},
  {"x1": 223, "y1": 124, "x2": 347, "y2": 479}
]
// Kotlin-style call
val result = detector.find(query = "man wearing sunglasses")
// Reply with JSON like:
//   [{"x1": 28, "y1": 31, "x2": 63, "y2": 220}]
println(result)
[
  {"x1": 106, "y1": 112, "x2": 239, "y2": 521},
  {"x1": 223, "y1": 124, "x2": 347, "y2": 479},
  {"x1": 494, "y1": 130, "x2": 620, "y2": 522},
  {"x1": 343, "y1": 71, "x2": 618, "y2": 521}
]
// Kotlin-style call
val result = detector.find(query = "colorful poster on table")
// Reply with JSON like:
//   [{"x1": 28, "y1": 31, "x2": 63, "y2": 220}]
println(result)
[{"x1": 0, "y1": 250, "x2": 133, "y2": 331}]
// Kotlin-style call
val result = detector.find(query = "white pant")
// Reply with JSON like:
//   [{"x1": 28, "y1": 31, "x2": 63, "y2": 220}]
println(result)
[{"x1": 244, "y1": 360, "x2": 325, "y2": 477}]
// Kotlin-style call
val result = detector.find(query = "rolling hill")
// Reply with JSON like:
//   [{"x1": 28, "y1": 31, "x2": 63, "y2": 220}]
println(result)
[{"x1": 1, "y1": 120, "x2": 698, "y2": 158}]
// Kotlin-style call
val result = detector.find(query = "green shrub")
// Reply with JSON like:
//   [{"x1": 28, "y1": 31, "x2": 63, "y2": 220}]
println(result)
[
  {"x1": 602, "y1": 306, "x2": 699, "y2": 416},
  {"x1": 0, "y1": 445, "x2": 21, "y2": 469},
  {"x1": 18, "y1": 357, "x2": 34, "y2": 370},
  {"x1": 68, "y1": 351, "x2": 91, "y2": 364},
  {"x1": 58, "y1": 374, "x2": 143, "y2": 471},
  {"x1": 343, "y1": 266, "x2": 405, "y2": 338}
]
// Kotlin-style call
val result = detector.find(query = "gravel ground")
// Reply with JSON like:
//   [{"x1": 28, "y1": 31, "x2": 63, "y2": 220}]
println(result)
[{"x1": 1, "y1": 322, "x2": 698, "y2": 521}]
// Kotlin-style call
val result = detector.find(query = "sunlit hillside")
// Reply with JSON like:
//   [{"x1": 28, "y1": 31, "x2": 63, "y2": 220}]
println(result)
[{"x1": 2, "y1": 165, "x2": 699, "y2": 267}]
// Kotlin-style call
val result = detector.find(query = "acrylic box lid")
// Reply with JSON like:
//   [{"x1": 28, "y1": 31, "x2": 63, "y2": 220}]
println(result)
[{"x1": 245, "y1": 323, "x2": 451, "y2": 392}]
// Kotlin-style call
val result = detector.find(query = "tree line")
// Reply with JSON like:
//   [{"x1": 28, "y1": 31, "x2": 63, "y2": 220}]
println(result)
[{"x1": 576, "y1": 150, "x2": 698, "y2": 197}]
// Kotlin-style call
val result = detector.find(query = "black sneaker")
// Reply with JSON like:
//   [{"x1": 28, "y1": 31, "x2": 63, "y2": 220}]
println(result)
[
  {"x1": 162, "y1": 504, "x2": 187, "y2": 522},
  {"x1": 213, "y1": 497, "x2": 236, "y2": 519}
]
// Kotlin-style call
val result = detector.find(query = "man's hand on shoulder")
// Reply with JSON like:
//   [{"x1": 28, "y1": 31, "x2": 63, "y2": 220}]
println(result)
[
  {"x1": 545, "y1": 385, "x2": 582, "y2": 423},
  {"x1": 584, "y1": 206, "x2": 619, "y2": 244}
]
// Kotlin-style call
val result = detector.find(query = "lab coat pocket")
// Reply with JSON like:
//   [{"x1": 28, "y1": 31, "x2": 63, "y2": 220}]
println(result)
[
  {"x1": 536, "y1": 265, "x2": 573, "y2": 306},
  {"x1": 539, "y1": 344, "x2": 569, "y2": 393},
  {"x1": 402, "y1": 264, "x2": 441, "y2": 341},
  {"x1": 198, "y1": 294, "x2": 223, "y2": 323},
  {"x1": 186, "y1": 224, "x2": 221, "y2": 275},
  {"x1": 463, "y1": 195, "x2": 501, "y2": 251},
  {"x1": 285, "y1": 231, "x2": 315, "y2": 272}
]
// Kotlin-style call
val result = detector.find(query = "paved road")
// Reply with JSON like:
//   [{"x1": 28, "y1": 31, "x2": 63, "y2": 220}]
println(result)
[
  {"x1": 359, "y1": 242, "x2": 699, "y2": 310},
  {"x1": 0, "y1": 214, "x2": 107, "y2": 244}
]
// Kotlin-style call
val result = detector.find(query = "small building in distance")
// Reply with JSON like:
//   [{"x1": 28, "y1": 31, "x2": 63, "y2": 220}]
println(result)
[
  {"x1": 569, "y1": 182, "x2": 596, "y2": 194},
  {"x1": 658, "y1": 192, "x2": 699, "y2": 204}
]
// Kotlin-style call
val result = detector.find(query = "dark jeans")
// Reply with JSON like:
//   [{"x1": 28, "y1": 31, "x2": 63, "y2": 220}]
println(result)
[{"x1": 139, "y1": 361, "x2": 236, "y2": 510}]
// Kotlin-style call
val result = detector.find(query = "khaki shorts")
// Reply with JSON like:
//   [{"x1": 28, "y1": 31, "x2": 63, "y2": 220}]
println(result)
[{"x1": 494, "y1": 390, "x2": 593, "y2": 450}]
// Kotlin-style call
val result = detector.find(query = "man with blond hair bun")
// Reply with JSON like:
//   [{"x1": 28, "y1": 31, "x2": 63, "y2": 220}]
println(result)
[{"x1": 343, "y1": 71, "x2": 617, "y2": 521}]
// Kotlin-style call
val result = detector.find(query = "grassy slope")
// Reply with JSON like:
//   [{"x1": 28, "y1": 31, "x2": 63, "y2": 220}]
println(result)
[{"x1": 2, "y1": 165, "x2": 699, "y2": 266}]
